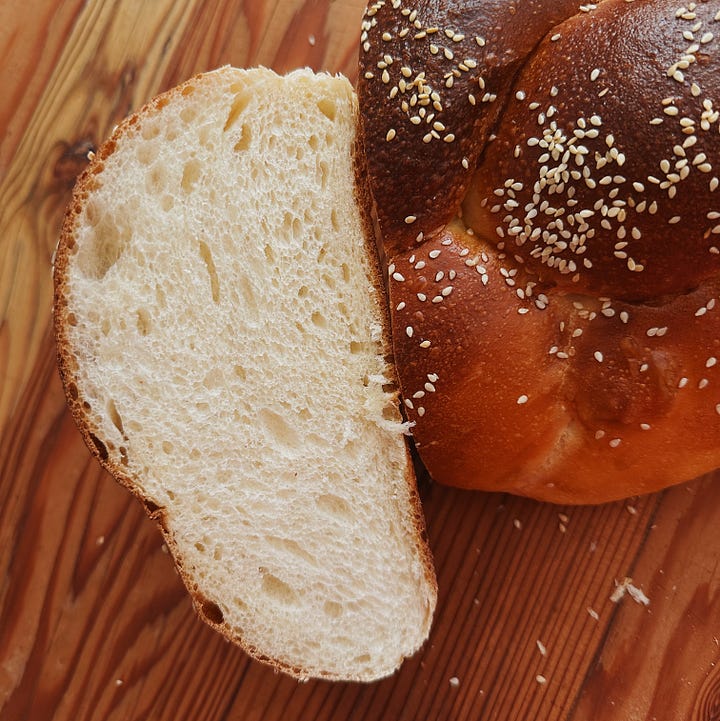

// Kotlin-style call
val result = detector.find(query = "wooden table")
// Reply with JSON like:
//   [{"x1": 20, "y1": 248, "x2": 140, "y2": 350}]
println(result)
[{"x1": 2, "y1": 1, "x2": 720, "y2": 719}]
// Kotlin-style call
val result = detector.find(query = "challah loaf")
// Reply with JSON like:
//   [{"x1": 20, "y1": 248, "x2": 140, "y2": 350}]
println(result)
[
  {"x1": 53, "y1": 66, "x2": 436, "y2": 681},
  {"x1": 357, "y1": 0, "x2": 720, "y2": 503}
]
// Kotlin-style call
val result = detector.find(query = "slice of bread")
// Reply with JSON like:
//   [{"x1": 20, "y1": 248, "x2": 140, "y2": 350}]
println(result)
[{"x1": 53, "y1": 66, "x2": 436, "y2": 682}]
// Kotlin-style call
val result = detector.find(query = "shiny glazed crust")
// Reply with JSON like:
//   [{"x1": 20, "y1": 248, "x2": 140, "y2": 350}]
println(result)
[{"x1": 358, "y1": 0, "x2": 720, "y2": 503}]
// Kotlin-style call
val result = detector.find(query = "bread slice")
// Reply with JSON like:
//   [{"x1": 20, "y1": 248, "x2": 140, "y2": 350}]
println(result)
[{"x1": 53, "y1": 66, "x2": 436, "y2": 682}]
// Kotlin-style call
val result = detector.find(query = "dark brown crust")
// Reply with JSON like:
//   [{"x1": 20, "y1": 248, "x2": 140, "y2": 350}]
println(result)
[
  {"x1": 357, "y1": 0, "x2": 583, "y2": 255},
  {"x1": 352, "y1": 99, "x2": 438, "y2": 603},
  {"x1": 53, "y1": 67, "x2": 436, "y2": 681},
  {"x1": 359, "y1": 0, "x2": 720, "y2": 503}
]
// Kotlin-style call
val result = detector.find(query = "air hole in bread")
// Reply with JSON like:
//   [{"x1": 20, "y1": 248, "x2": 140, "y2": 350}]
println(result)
[
  {"x1": 350, "y1": 341, "x2": 368, "y2": 355},
  {"x1": 136, "y1": 142, "x2": 159, "y2": 166},
  {"x1": 381, "y1": 404, "x2": 400, "y2": 422},
  {"x1": 324, "y1": 601, "x2": 343, "y2": 618},
  {"x1": 233, "y1": 125, "x2": 251, "y2": 152},
  {"x1": 200, "y1": 598, "x2": 225, "y2": 625},
  {"x1": 136, "y1": 308, "x2": 152, "y2": 335},
  {"x1": 311, "y1": 311, "x2": 326, "y2": 328},
  {"x1": 160, "y1": 194, "x2": 174, "y2": 212},
  {"x1": 267, "y1": 536, "x2": 317, "y2": 565},
  {"x1": 316, "y1": 97, "x2": 336, "y2": 121},
  {"x1": 315, "y1": 493, "x2": 352, "y2": 520},
  {"x1": 181, "y1": 84, "x2": 195, "y2": 97},
  {"x1": 89, "y1": 431, "x2": 108, "y2": 461},
  {"x1": 77, "y1": 217, "x2": 127, "y2": 279},
  {"x1": 224, "y1": 89, "x2": 251, "y2": 132},
  {"x1": 260, "y1": 571, "x2": 298, "y2": 606},
  {"x1": 180, "y1": 105, "x2": 197, "y2": 124},
  {"x1": 202, "y1": 368, "x2": 225, "y2": 389},
  {"x1": 297, "y1": 285, "x2": 309, "y2": 299},
  {"x1": 142, "y1": 498, "x2": 161, "y2": 515},
  {"x1": 233, "y1": 365, "x2": 246, "y2": 381},
  {"x1": 237, "y1": 275, "x2": 257, "y2": 317},
  {"x1": 181, "y1": 159, "x2": 201, "y2": 193},
  {"x1": 140, "y1": 122, "x2": 160, "y2": 140},
  {"x1": 106, "y1": 398, "x2": 124, "y2": 436},
  {"x1": 66, "y1": 381, "x2": 79, "y2": 401},
  {"x1": 319, "y1": 160, "x2": 329, "y2": 190},
  {"x1": 198, "y1": 240, "x2": 220, "y2": 304},
  {"x1": 233, "y1": 597, "x2": 248, "y2": 612},
  {"x1": 155, "y1": 284, "x2": 167, "y2": 308},
  {"x1": 330, "y1": 209, "x2": 339, "y2": 232},
  {"x1": 66, "y1": 312, "x2": 78, "y2": 326},
  {"x1": 263, "y1": 243, "x2": 275, "y2": 264},
  {"x1": 308, "y1": 134, "x2": 319, "y2": 151},
  {"x1": 258, "y1": 408, "x2": 300, "y2": 448},
  {"x1": 146, "y1": 164, "x2": 168, "y2": 194},
  {"x1": 162, "y1": 441, "x2": 173, "y2": 454},
  {"x1": 198, "y1": 125, "x2": 213, "y2": 150}
]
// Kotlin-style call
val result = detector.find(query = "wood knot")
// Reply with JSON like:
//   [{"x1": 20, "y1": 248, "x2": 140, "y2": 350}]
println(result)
[{"x1": 53, "y1": 138, "x2": 96, "y2": 186}]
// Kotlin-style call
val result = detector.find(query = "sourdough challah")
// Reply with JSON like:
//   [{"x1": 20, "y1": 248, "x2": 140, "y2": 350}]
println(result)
[{"x1": 357, "y1": 0, "x2": 720, "y2": 503}]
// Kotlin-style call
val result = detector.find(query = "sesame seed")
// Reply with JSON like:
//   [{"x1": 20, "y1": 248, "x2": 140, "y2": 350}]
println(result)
[
  {"x1": 517, "y1": 394, "x2": 529, "y2": 405},
  {"x1": 392, "y1": 271, "x2": 405, "y2": 282},
  {"x1": 594, "y1": 351, "x2": 604, "y2": 362},
  {"x1": 386, "y1": 128, "x2": 396, "y2": 141},
  {"x1": 707, "y1": 357, "x2": 718, "y2": 368},
  {"x1": 609, "y1": 438, "x2": 622, "y2": 448},
  {"x1": 404, "y1": 215, "x2": 417, "y2": 224}
]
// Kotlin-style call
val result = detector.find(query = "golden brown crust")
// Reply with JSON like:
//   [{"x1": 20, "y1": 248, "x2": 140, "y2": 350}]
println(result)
[{"x1": 359, "y1": 0, "x2": 720, "y2": 503}]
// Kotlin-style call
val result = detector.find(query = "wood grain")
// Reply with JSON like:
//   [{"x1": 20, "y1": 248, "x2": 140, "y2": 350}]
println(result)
[{"x1": 2, "y1": 1, "x2": 720, "y2": 719}]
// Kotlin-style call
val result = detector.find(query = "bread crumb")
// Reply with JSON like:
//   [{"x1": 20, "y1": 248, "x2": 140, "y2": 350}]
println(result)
[
  {"x1": 610, "y1": 577, "x2": 650, "y2": 606},
  {"x1": 449, "y1": 676, "x2": 460, "y2": 687}
]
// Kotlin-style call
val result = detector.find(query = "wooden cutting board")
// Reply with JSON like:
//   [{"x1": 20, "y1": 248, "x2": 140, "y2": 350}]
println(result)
[{"x1": 2, "y1": 1, "x2": 720, "y2": 719}]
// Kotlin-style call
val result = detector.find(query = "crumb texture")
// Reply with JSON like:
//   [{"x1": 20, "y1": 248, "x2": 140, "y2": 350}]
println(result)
[{"x1": 56, "y1": 66, "x2": 435, "y2": 681}]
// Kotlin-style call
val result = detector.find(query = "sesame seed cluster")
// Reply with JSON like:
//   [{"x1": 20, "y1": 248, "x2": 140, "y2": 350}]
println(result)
[
  {"x1": 358, "y1": 0, "x2": 720, "y2": 501},
  {"x1": 357, "y1": 0, "x2": 584, "y2": 253},
  {"x1": 465, "y1": 0, "x2": 720, "y2": 299}
]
